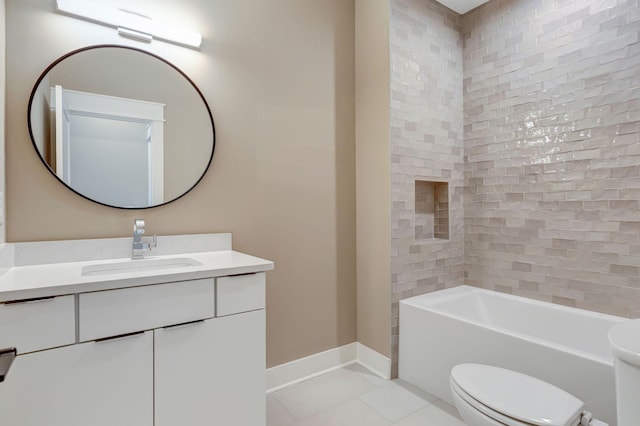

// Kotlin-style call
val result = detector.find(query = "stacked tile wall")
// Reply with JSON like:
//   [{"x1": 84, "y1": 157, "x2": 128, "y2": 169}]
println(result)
[
  {"x1": 434, "y1": 181, "x2": 450, "y2": 239},
  {"x1": 463, "y1": 0, "x2": 640, "y2": 316},
  {"x1": 390, "y1": 0, "x2": 464, "y2": 376}
]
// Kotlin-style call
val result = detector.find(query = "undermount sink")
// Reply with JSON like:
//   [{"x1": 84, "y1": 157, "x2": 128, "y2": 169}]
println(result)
[{"x1": 81, "y1": 257, "x2": 203, "y2": 276}]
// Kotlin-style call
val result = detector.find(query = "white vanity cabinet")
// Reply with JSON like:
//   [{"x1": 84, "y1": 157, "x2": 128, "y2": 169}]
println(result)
[
  {"x1": 155, "y1": 310, "x2": 266, "y2": 426},
  {"x1": 0, "y1": 330, "x2": 154, "y2": 426},
  {"x1": 0, "y1": 295, "x2": 76, "y2": 353},
  {"x1": 0, "y1": 295, "x2": 151, "y2": 426},
  {"x1": 0, "y1": 271, "x2": 267, "y2": 426},
  {"x1": 154, "y1": 273, "x2": 267, "y2": 426},
  {"x1": 77, "y1": 278, "x2": 217, "y2": 342}
]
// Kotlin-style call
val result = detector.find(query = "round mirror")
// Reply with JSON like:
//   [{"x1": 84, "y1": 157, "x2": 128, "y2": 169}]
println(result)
[{"x1": 28, "y1": 45, "x2": 215, "y2": 209}]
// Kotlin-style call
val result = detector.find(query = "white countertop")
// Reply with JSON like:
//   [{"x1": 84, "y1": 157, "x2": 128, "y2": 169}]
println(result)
[{"x1": 0, "y1": 234, "x2": 274, "y2": 302}]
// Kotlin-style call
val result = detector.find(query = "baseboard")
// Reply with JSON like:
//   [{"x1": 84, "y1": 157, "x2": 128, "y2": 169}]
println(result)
[
  {"x1": 266, "y1": 343, "x2": 357, "y2": 393},
  {"x1": 266, "y1": 342, "x2": 392, "y2": 393},
  {"x1": 356, "y1": 342, "x2": 392, "y2": 380}
]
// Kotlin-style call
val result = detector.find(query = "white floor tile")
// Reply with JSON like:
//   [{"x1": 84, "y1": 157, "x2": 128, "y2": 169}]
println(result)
[
  {"x1": 274, "y1": 367, "x2": 376, "y2": 420},
  {"x1": 268, "y1": 366, "x2": 467, "y2": 426},
  {"x1": 267, "y1": 396, "x2": 296, "y2": 426},
  {"x1": 393, "y1": 378, "x2": 440, "y2": 403},
  {"x1": 433, "y1": 399, "x2": 466, "y2": 422},
  {"x1": 393, "y1": 401, "x2": 467, "y2": 426},
  {"x1": 344, "y1": 362, "x2": 388, "y2": 387},
  {"x1": 293, "y1": 399, "x2": 392, "y2": 426},
  {"x1": 358, "y1": 380, "x2": 429, "y2": 422}
]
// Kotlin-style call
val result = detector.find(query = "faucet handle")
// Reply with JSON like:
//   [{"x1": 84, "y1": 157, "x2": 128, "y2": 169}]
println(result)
[{"x1": 133, "y1": 219, "x2": 145, "y2": 235}]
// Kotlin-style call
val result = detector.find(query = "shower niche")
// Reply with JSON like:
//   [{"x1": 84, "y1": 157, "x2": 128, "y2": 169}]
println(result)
[{"x1": 415, "y1": 180, "x2": 449, "y2": 242}]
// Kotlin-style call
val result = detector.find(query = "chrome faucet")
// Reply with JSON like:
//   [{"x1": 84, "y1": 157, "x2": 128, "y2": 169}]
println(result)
[{"x1": 132, "y1": 219, "x2": 157, "y2": 259}]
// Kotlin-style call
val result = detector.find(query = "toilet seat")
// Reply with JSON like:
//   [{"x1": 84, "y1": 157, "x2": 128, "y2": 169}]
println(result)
[
  {"x1": 450, "y1": 364, "x2": 584, "y2": 426},
  {"x1": 451, "y1": 378, "x2": 533, "y2": 426}
]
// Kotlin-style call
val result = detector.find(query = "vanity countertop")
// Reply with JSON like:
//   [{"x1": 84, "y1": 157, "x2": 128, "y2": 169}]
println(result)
[
  {"x1": 0, "y1": 251, "x2": 273, "y2": 302},
  {"x1": 0, "y1": 234, "x2": 273, "y2": 302}
]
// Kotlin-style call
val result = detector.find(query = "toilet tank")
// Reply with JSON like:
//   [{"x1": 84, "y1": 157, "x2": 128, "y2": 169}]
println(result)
[{"x1": 609, "y1": 319, "x2": 640, "y2": 426}]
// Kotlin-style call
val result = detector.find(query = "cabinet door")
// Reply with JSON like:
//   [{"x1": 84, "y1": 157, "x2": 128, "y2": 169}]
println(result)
[
  {"x1": 0, "y1": 331, "x2": 153, "y2": 426},
  {"x1": 155, "y1": 310, "x2": 266, "y2": 426}
]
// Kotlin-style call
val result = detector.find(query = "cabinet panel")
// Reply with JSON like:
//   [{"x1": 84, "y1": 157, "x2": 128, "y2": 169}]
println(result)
[
  {"x1": 0, "y1": 331, "x2": 153, "y2": 426},
  {"x1": 0, "y1": 295, "x2": 75, "y2": 353},
  {"x1": 79, "y1": 278, "x2": 215, "y2": 341},
  {"x1": 155, "y1": 310, "x2": 266, "y2": 426},
  {"x1": 217, "y1": 273, "x2": 265, "y2": 316}
]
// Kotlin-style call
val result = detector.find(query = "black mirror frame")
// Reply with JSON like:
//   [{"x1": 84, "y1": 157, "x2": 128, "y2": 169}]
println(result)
[{"x1": 27, "y1": 44, "x2": 216, "y2": 210}]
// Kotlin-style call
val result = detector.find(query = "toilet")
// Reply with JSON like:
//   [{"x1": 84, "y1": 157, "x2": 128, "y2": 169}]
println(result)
[
  {"x1": 450, "y1": 319, "x2": 640, "y2": 426},
  {"x1": 450, "y1": 364, "x2": 606, "y2": 426},
  {"x1": 608, "y1": 319, "x2": 640, "y2": 426}
]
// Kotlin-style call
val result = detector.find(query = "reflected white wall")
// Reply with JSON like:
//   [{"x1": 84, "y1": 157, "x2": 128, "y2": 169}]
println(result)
[{"x1": 70, "y1": 116, "x2": 150, "y2": 207}]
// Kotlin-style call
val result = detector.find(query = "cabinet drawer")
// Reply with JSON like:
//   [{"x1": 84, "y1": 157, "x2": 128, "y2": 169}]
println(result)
[
  {"x1": 79, "y1": 279, "x2": 215, "y2": 342},
  {"x1": 216, "y1": 273, "x2": 265, "y2": 316},
  {"x1": 0, "y1": 295, "x2": 76, "y2": 354}
]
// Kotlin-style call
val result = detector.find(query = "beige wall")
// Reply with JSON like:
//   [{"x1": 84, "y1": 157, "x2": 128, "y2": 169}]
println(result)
[
  {"x1": 355, "y1": 0, "x2": 391, "y2": 358},
  {"x1": 5, "y1": 0, "x2": 356, "y2": 367}
]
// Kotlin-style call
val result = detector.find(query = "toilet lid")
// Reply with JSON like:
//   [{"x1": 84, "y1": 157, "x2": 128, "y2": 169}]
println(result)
[{"x1": 450, "y1": 364, "x2": 584, "y2": 426}]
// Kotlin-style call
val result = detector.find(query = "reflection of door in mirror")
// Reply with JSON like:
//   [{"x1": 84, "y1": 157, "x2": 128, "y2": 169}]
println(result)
[{"x1": 50, "y1": 86, "x2": 165, "y2": 207}]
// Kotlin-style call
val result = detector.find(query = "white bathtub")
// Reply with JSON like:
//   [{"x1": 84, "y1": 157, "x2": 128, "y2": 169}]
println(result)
[{"x1": 398, "y1": 285, "x2": 625, "y2": 426}]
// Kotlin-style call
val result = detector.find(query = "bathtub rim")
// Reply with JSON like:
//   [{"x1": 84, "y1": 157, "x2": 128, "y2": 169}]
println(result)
[{"x1": 399, "y1": 285, "x2": 625, "y2": 367}]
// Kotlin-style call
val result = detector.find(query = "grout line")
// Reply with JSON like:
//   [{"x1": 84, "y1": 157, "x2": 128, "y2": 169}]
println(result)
[
  {"x1": 269, "y1": 365, "x2": 456, "y2": 426},
  {"x1": 74, "y1": 294, "x2": 80, "y2": 343},
  {"x1": 268, "y1": 392, "x2": 300, "y2": 423}
]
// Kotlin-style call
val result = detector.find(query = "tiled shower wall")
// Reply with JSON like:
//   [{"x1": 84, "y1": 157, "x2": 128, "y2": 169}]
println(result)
[
  {"x1": 389, "y1": 0, "x2": 464, "y2": 376},
  {"x1": 463, "y1": 0, "x2": 640, "y2": 316},
  {"x1": 390, "y1": 0, "x2": 640, "y2": 373}
]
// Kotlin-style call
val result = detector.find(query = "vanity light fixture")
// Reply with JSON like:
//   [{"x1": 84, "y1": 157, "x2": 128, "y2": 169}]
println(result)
[{"x1": 55, "y1": 0, "x2": 202, "y2": 48}]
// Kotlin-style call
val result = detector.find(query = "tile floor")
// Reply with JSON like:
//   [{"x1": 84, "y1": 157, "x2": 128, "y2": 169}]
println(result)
[{"x1": 267, "y1": 363, "x2": 467, "y2": 425}]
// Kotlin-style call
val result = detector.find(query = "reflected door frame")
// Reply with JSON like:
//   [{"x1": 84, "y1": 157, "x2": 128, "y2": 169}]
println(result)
[{"x1": 50, "y1": 85, "x2": 165, "y2": 205}]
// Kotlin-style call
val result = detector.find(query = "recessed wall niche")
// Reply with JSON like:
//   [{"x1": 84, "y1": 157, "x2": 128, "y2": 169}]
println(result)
[{"x1": 415, "y1": 180, "x2": 449, "y2": 241}]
